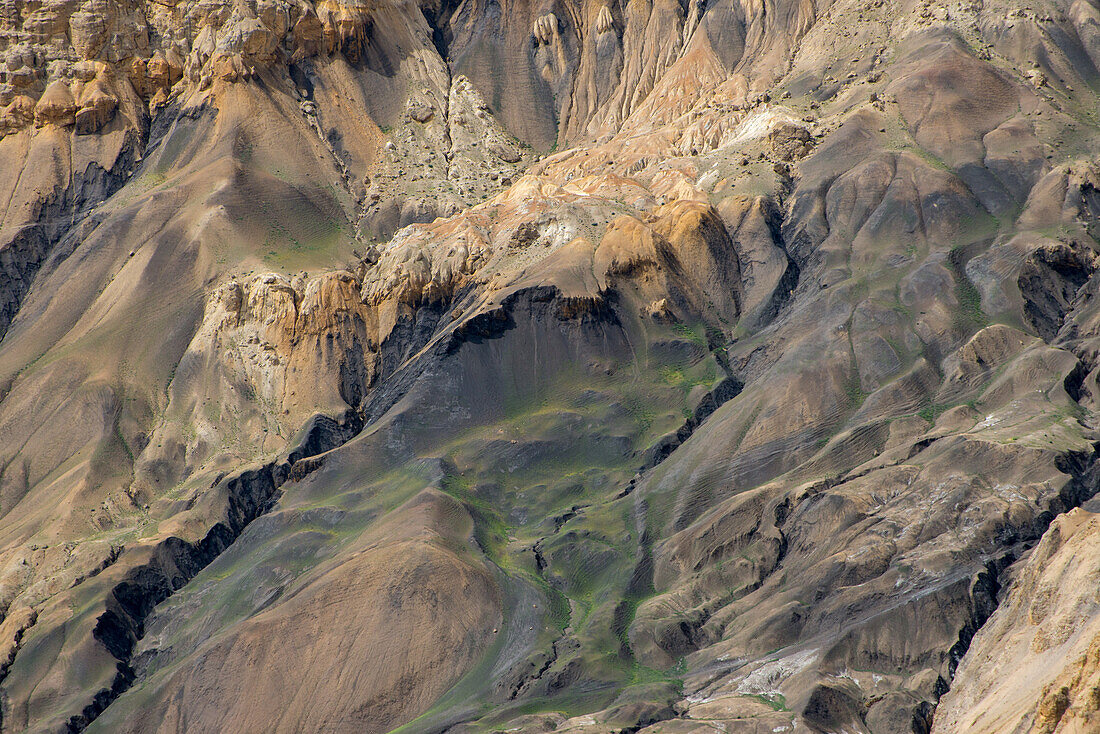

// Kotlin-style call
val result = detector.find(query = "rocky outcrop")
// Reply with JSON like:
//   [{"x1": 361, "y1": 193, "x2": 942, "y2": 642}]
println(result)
[
  {"x1": 933, "y1": 507, "x2": 1100, "y2": 734},
  {"x1": 67, "y1": 410, "x2": 365, "y2": 732},
  {"x1": 0, "y1": 118, "x2": 143, "y2": 340},
  {"x1": 3, "y1": 1, "x2": 1100, "y2": 733},
  {"x1": 595, "y1": 6, "x2": 614, "y2": 35}
]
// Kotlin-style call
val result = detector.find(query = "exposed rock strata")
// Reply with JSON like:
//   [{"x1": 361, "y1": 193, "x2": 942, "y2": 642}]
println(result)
[{"x1": 1, "y1": 1, "x2": 1100, "y2": 733}]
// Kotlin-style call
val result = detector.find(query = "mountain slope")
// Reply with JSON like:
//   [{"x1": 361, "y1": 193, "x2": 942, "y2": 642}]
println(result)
[{"x1": 2, "y1": 1, "x2": 1100, "y2": 732}]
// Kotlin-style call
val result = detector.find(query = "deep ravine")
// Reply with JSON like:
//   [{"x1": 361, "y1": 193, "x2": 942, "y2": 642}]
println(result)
[{"x1": 66, "y1": 411, "x2": 363, "y2": 732}]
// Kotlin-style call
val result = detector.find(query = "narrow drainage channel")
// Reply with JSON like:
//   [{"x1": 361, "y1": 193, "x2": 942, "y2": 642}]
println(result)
[
  {"x1": 66, "y1": 411, "x2": 363, "y2": 733},
  {"x1": 925, "y1": 257, "x2": 1100, "y2": 731},
  {"x1": 921, "y1": 447, "x2": 1100, "y2": 732}
]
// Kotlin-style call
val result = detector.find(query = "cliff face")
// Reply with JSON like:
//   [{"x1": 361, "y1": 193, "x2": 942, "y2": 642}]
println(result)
[
  {"x1": 932, "y1": 503, "x2": 1100, "y2": 734},
  {"x1": 3, "y1": 1, "x2": 1100, "y2": 732}
]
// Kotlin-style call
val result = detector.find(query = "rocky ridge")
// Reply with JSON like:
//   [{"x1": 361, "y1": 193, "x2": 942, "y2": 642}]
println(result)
[{"x1": 2, "y1": 0, "x2": 1100, "y2": 733}]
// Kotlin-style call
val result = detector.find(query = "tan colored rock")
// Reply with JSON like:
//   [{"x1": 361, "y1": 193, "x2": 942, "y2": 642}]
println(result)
[
  {"x1": 934, "y1": 508, "x2": 1100, "y2": 734},
  {"x1": 216, "y1": 14, "x2": 278, "y2": 61},
  {"x1": 71, "y1": 60, "x2": 101, "y2": 82},
  {"x1": 533, "y1": 13, "x2": 559, "y2": 45},
  {"x1": 34, "y1": 80, "x2": 76, "y2": 127},
  {"x1": 123, "y1": 55, "x2": 150, "y2": 96},
  {"x1": 768, "y1": 120, "x2": 813, "y2": 161},
  {"x1": 0, "y1": 95, "x2": 36, "y2": 134},
  {"x1": 316, "y1": 0, "x2": 372, "y2": 61},
  {"x1": 406, "y1": 98, "x2": 435, "y2": 124},
  {"x1": 644, "y1": 297, "x2": 675, "y2": 322},
  {"x1": 596, "y1": 5, "x2": 614, "y2": 35},
  {"x1": 595, "y1": 215, "x2": 664, "y2": 282},
  {"x1": 69, "y1": 6, "x2": 111, "y2": 59},
  {"x1": 148, "y1": 86, "x2": 168, "y2": 113},
  {"x1": 75, "y1": 79, "x2": 118, "y2": 134},
  {"x1": 145, "y1": 51, "x2": 180, "y2": 91}
]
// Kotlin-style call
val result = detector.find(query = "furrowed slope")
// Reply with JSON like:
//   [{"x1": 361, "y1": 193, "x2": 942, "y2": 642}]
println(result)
[{"x1": 1, "y1": 1, "x2": 1100, "y2": 733}]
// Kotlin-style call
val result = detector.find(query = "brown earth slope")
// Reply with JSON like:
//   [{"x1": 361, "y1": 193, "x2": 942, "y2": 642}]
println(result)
[{"x1": 2, "y1": 0, "x2": 1100, "y2": 733}]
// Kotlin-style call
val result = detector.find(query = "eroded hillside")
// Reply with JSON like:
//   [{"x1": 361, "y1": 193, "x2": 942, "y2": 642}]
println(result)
[{"x1": 2, "y1": 0, "x2": 1100, "y2": 732}]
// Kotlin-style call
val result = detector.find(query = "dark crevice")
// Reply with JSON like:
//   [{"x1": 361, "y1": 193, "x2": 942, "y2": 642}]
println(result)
[
  {"x1": 758, "y1": 195, "x2": 803, "y2": 329},
  {"x1": 506, "y1": 639, "x2": 561, "y2": 701},
  {"x1": 925, "y1": 420, "x2": 1100, "y2": 725},
  {"x1": 420, "y1": 0, "x2": 463, "y2": 62},
  {"x1": 638, "y1": 376, "x2": 742, "y2": 472},
  {"x1": 0, "y1": 130, "x2": 145, "y2": 345},
  {"x1": 65, "y1": 411, "x2": 362, "y2": 733},
  {"x1": 508, "y1": 499, "x2": 590, "y2": 699},
  {"x1": 620, "y1": 329, "x2": 744, "y2": 501},
  {"x1": 926, "y1": 245, "x2": 1100, "y2": 729},
  {"x1": 944, "y1": 557, "x2": 1009, "y2": 682},
  {"x1": 1064, "y1": 359, "x2": 1089, "y2": 403},
  {"x1": 67, "y1": 284, "x2": 621, "y2": 730},
  {"x1": 1019, "y1": 241, "x2": 1096, "y2": 342},
  {"x1": 551, "y1": 505, "x2": 584, "y2": 533}
]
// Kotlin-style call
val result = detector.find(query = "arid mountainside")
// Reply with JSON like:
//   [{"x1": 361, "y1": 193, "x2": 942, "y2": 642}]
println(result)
[
  {"x1": 932, "y1": 501, "x2": 1100, "y2": 733},
  {"x1": 3, "y1": 0, "x2": 1100, "y2": 732}
]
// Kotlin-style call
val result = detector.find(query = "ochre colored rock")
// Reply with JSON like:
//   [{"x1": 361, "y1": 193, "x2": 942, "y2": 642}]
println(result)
[
  {"x1": 3, "y1": 2, "x2": 1100, "y2": 734},
  {"x1": 34, "y1": 80, "x2": 75, "y2": 127},
  {"x1": 75, "y1": 80, "x2": 118, "y2": 134},
  {"x1": 0, "y1": 95, "x2": 36, "y2": 134}
]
